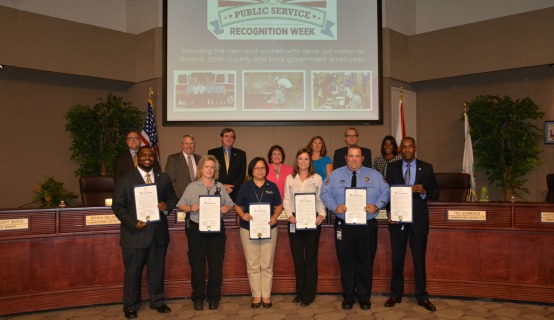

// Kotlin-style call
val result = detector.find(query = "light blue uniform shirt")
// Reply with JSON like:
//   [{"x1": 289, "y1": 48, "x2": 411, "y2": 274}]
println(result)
[{"x1": 320, "y1": 166, "x2": 390, "y2": 221}]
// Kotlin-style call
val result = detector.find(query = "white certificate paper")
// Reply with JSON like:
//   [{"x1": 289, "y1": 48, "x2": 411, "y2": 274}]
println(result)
[
  {"x1": 390, "y1": 185, "x2": 413, "y2": 222},
  {"x1": 249, "y1": 203, "x2": 271, "y2": 239},
  {"x1": 134, "y1": 184, "x2": 159, "y2": 222},
  {"x1": 344, "y1": 187, "x2": 367, "y2": 225},
  {"x1": 294, "y1": 193, "x2": 317, "y2": 230},
  {"x1": 199, "y1": 195, "x2": 221, "y2": 232}
]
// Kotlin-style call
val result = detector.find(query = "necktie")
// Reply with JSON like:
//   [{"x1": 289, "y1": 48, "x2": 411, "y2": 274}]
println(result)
[
  {"x1": 187, "y1": 156, "x2": 195, "y2": 180},
  {"x1": 224, "y1": 149, "x2": 230, "y2": 172},
  {"x1": 404, "y1": 163, "x2": 411, "y2": 185},
  {"x1": 351, "y1": 171, "x2": 357, "y2": 187},
  {"x1": 145, "y1": 173, "x2": 152, "y2": 184},
  {"x1": 132, "y1": 151, "x2": 138, "y2": 167}
]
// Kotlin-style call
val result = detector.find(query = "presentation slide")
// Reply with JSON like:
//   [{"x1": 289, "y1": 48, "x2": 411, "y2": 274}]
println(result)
[{"x1": 164, "y1": 0, "x2": 382, "y2": 125}]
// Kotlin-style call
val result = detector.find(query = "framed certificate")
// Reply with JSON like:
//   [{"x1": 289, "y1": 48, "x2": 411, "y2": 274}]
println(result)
[
  {"x1": 198, "y1": 195, "x2": 221, "y2": 232},
  {"x1": 390, "y1": 185, "x2": 413, "y2": 223},
  {"x1": 344, "y1": 187, "x2": 367, "y2": 225},
  {"x1": 133, "y1": 184, "x2": 160, "y2": 222},
  {"x1": 249, "y1": 203, "x2": 271, "y2": 239},
  {"x1": 294, "y1": 193, "x2": 317, "y2": 230}
]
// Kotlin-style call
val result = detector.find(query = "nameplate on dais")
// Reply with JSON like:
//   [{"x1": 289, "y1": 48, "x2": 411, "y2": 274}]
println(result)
[
  {"x1": 376, "y1": 209, "x2": 388, "y2": 220},
  {"x1": 0, "y1": 218, "x2": 29, "y2": 231},
  {"x1": 540, "y1": 212, "x2": 554, "y2": 223},
  {"x1": 85, "y1": 214, "x2": 120, "y2": 226},
  {"x1": 447, "y1": 210, "x2": 486, "y2": 221},
  {"x1": 176, "y1": 211, "x2": 186, "y2": 223}
]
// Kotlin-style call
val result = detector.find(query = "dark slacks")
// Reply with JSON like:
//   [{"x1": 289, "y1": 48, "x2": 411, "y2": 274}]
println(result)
[
  {"x1": 389, "y1": 225, "x2": 429, "y2": 302},
  {"x1": 288, "y1": 224, "x2": 321, "y2": 303},
  {"x1": 334, "y1": 218, "x2": 378, "y2": 303},
  {"x1": 186, "y1": 220, "x2": 226, "y2": 304},
  {"x1": 122, "y1": 236, "x2": 167, "y2": 311}
]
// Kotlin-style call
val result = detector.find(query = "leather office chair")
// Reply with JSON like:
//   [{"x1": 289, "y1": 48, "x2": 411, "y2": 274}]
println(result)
[
  {"x1": 79, "y1": 176, "x2": 115, "y2": 206},
  {"x1": 546, "y1": 174, "x2": 554, "y2": 203},
  {"x1": 434, "y1": 173, "x2": 470, "y2": 202}
]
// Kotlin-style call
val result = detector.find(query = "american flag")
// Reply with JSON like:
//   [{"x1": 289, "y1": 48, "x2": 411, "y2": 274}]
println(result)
[{"x1": 140, "y1": 97, "x2": 160, "y2": 163}]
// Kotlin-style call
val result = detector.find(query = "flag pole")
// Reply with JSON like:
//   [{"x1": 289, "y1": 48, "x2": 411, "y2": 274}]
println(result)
[{"x1": 141, "y1": 87, "x2": 161, "y2": 163}]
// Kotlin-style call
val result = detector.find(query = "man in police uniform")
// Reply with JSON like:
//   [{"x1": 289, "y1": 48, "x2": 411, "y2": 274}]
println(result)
[{"x1": 320, "y1": 145, "x2": 389, "y2": 310}]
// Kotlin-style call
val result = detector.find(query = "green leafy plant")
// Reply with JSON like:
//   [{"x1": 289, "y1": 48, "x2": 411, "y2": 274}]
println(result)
[
  {"x1": 32, "y1": 176, "x2": 78, "y2": 207},
  {"x1": 466, "y1": 95, "x2": 544, "y2": 201},
  {"x1": 65, "y1": 93, "x2": 144, "y2": 176},
  {"x1": 478, "y1": 186, "x2": 489, "y2": 202}
]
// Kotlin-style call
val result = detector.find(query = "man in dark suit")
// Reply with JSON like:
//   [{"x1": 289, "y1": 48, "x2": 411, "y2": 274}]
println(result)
[
  {"x1": 207, "y1": 128, "x2": 246, "y2": 201},
  {"x1": 165, "y1": 134, "x2": 202, "y2": 198},
  {"x1": 333, "y1": 127, "x2": 372, "y2": 168},
  {"x1": 112, "y1": 146, "x2": 178, "y2": 319},
  {"x1": 384, "y1": 137, "x2": 439, "y2": 312},
  {"x1": 114, "y1": 131, "x2": 161, "y2": 183}
]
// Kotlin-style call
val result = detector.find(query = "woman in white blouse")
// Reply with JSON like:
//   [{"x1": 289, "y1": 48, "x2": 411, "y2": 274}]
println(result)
[{"x1": 283, "y1": 148, "x2": 327, "y2": 306}]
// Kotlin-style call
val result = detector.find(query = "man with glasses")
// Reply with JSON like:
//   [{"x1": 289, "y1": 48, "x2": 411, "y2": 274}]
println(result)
[
  {"x1": 114, "y1": 131, "x2": 161, "y2": 182},
  {"x1": 333, "y1": 128, "x2": 372, "y2": 169}
]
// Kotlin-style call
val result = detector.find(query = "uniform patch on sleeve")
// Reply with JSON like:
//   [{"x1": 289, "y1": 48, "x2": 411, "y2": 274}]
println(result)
[{"x1": 324, "y1": 177, "x2": 330, "y2": 185}]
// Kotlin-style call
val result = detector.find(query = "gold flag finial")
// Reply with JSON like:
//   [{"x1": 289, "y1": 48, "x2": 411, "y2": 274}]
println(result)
[
  {"x1": 400, "y1": 86, "x2": 403, "y2": 99},
  {"x1": 464, "y1": 102, "x2": 468, "y2": 113},
  {"x1": 148, "y1": 87, "x2": 154, "y2": 100}
]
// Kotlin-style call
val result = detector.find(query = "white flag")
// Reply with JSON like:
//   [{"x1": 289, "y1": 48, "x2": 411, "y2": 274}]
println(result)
[{"x1": 462, "y1": 111, "x2": 477, "y2": 201}]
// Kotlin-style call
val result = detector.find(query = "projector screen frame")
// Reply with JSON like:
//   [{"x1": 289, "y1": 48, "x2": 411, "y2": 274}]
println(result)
[{"x1": 162, "y1": 0, "x2": 383, "y2": 126}]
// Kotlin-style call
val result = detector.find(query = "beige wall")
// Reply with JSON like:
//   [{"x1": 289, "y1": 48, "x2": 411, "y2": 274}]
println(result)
[{"x1": 1, "y1": 5, "x2": 553, "y2": 208}]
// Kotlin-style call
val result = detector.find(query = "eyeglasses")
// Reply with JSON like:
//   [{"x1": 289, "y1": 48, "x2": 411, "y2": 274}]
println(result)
[
  {"x1": 253, "y1": 167, "x2": 266, "y2": 171},
  {"x1": 127, "y1": 137, "x2": 140, "y2": 141}
]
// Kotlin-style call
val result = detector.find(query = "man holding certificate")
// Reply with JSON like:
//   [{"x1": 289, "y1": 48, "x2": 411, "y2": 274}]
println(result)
[
  {"x1": 385, "y1": 137, "x2": 439, "y2": 312},
  {"x1": 320, "y1": 145, "x2": 390, "y2": 310},
  {"x1": 112, "y1": 146, "x2": 178, "y2": 319},
  {"x1": 177, "y1": 155, "x2": 233, "y2": 311}
]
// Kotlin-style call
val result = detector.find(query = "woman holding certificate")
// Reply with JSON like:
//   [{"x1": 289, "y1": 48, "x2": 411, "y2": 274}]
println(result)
[
  {"x1": 177, "y1": 155, "x2": 233, "y2": 311},
  {"x1": 234, "y1": 157, "x2": 283, "y2": 309},
  {"x1": 283, "y1": 148, "x2": 327, "y2": 306}
]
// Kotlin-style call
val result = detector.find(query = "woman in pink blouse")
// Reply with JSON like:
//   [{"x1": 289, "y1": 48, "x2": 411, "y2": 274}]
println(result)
[{"x1": 266, "y1": 145, "x2": 294, "y2": 199}]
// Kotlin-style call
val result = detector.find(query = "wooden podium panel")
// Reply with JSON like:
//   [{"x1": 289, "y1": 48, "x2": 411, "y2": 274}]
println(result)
[{"x1": 1, "y1": 203, "x2": 554, "y2": 316}]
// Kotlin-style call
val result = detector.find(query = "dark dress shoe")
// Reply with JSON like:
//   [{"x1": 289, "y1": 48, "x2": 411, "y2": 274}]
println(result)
[
  {"x1": 418, "y1": 299, "x2": 437, "y2": 311},
  {"x1": 300, "y1": 300, "x2": 312, "y2": 307},
  {"x1": 384, "y1": 297, "x2": 402, "y2": 307},
  {"x1": 262, "y1": 301, "x2": 272, "y2": 308},
  {"x1": 359, "y1": 301, "x2": 371, "y2": 310},
  {"x1": 151, "y1": 304, "x2": 171, "y2": 313},
  {"x1": 292, "y1": 296, "x2": 302, "y2": 303},
  {"x1": 251, "y1": 301, "x2": 261, "y2": 309},
  {"x1": 193, "y1": 301, "x2": 204, "y2": 310},
  {"x1": 341, "y1": 300, "x2": 354, "y2": 310},
  {"x1": 124, "y1": 310, "x2": 137, "y2": 319},
  {"x1": 208, "y1": 302, "x2": 219, "y2": 310}
]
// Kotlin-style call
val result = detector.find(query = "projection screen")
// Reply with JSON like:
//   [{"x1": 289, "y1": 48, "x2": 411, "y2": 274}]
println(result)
[{"x1": 164, "y1": 0, "x2": 382, "y2": 125}]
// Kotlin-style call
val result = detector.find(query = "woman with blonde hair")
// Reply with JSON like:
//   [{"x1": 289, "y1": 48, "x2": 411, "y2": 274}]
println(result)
[{"x1": 177, "y1": 155, "x2": 233, "y2": 311}]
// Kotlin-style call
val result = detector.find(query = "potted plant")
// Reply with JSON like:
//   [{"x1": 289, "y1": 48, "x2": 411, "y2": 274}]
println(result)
[
  {"x1": 33, "y1": 176, "x2": 78, "y2": 207},
  {"x1": 65, "y1": 93, "x2": 144, "y2": 176},
  {"x1": 466, "y1": 95, "x2": 544, "y2": 201}
]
